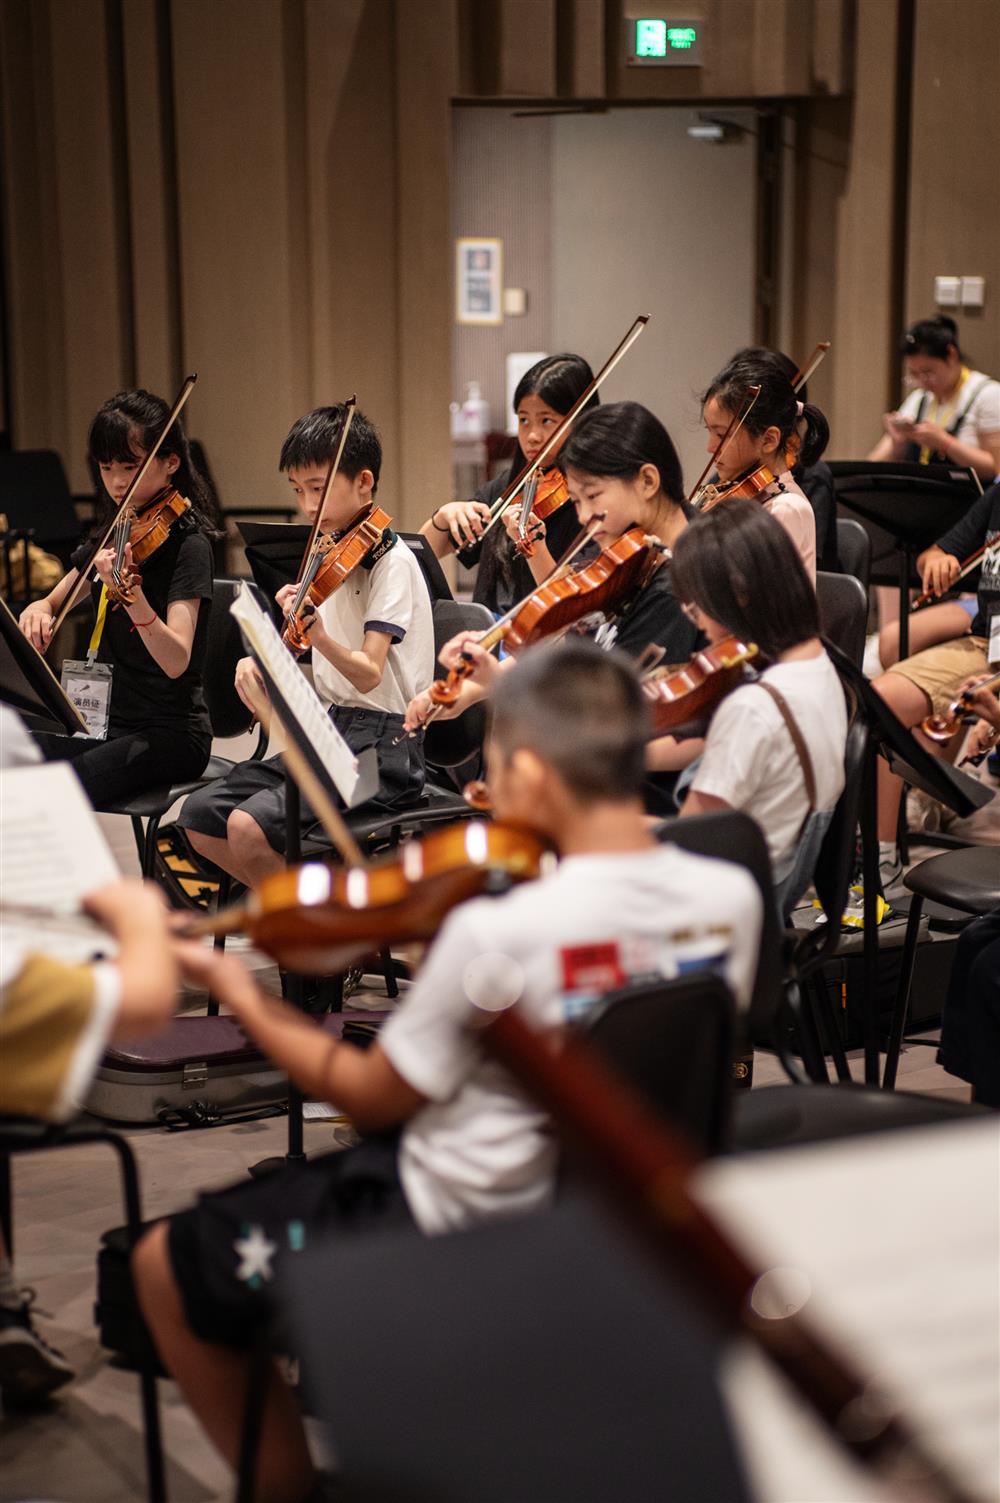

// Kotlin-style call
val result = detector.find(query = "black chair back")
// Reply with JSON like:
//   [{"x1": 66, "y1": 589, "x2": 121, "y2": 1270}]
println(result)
[
  {"x1": 654, "y1": 810, "x2": 781, "y2": 1053},
  {"x1": 399, "y1": 531, "x2": 454, "y2": 603},
  {"x1": 202, "y1": 577, "x2": 266, "y2": 739},
  {"x1": 423, "y1": 598, "x2": 494, "y2": 768},
  {"x1": 835, "y1": 518, "x2": 872, "y2": 594},
  {"x1": 585, "y1": 973, "x2": 735, "y2": 1155},
  {"x1": 816, "y1": 569, "x2": 868, "y2": 668}
]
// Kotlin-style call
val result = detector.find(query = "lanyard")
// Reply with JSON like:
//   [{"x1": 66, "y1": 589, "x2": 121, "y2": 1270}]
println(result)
[
  {"x1": 87, "y1": 585, "x2": 110, "y2": 664},
  {"x1": 919, "y1": 366, "x2": 971, "y2": 463}
]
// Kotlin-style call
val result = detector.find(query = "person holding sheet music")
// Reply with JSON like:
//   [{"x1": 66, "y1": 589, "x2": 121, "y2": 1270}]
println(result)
[
  {"x1": 17, "y1": 389, "x2": 217, "y2": 805},
  {"x1": 178, "y1": 405, "x2": 433, "y2": 887},
  {"x1": 132, "y1": 640, "x2": 761, "y2": 1503},
  {"x1": 871, "y1": 478, "x2": 1000, "y2": 896}
]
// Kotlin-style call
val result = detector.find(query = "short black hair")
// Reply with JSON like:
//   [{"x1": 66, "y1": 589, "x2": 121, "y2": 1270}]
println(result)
[
  {"x1": 670, "y1": 497, "x2": 819, "y2": 662},
  {"x1": 703, "y1": 348, "x2": 829, "y2": 468},
  {"x1": 279, "y1": 405, "x2": 382, "y2": 494},
  {"x1": 901, "y1": 315, "x2": 961, "y2": 361},
  {"x1": 491, "y1": 638, "x2": 650, "y2": 803},
  {"x1": 87, "y1": 388, "x2": 222, "y2": 537},
  {"x1": 561, "y1": 401, "x2": 685, "y2": 506}
]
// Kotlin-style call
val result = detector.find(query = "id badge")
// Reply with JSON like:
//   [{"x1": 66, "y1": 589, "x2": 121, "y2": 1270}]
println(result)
[
  {"x1": 60, "y1": 660, "x2": 113, "y2": 739},
  {"x1": 989, "y1": 608, "x2": 1000, "y2": 668}
]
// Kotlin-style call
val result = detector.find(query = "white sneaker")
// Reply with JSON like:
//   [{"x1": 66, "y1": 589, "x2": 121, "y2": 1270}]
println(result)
[{"x1": 0, "y1": 1292, "x2": 74, "y2": 1406}]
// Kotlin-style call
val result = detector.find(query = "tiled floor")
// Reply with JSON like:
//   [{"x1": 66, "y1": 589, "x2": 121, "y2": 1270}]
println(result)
[{"x1": 0, "y1": 798, "x2": 979, "y2": 1503}]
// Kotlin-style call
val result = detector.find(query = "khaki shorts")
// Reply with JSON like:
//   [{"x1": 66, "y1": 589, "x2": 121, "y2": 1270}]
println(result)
[{"x1": 890, "y1": 635, "x2": 989, "y2": 715}]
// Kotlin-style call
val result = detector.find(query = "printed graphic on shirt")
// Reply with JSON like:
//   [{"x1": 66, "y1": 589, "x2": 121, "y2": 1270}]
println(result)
[
  {"x1": 980, "y1": 530, "x2": 1000, "y2": 595},
  {"x1": 557, "y1": 927, "x2": 733, "y2": 1020}
]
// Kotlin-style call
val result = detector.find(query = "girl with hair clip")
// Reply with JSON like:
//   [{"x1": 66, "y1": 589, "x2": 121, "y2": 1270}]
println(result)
[
  {"x1": 701, "y1": 348, "x2": 830, "y2": 583},
  {"x1": 419, "y1": 353, "x2": 599, "y2": 613},
  {"x1": 672, "y1": 498, "x2": 848, "y2": 918},
  {"x1": 406, "y1": 401, "x2": 702, "y2": 813},
  {"x1": 870, "y1": 316, "x2": 1000, "y2": 669},
  {"x1": 19, "y1": 389, "x2": 220, "y2": 805}
]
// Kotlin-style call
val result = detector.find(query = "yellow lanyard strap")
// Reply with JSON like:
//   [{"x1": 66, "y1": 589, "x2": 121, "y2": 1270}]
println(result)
[
  {"x1": 87, "y1": 585, "x2": 110, "y2": 662},
  {"x1": 919, "y1": 367, "x2": 971, "y2": 464}
]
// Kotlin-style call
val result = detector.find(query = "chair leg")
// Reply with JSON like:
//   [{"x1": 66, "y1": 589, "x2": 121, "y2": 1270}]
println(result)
[
  {"x1": 810, "y1": 974, "x2": 852, "y2": 1083},
  {"x1": 380, "y1": 948, "x2": 399, "y2": 1000},
  {"x1": 102, "y1": 1131, "x2": 167, "y2": 1503},
  {"x1": 883, "y1": 894, "x2": 925, "y2": 1090},
  {"x1": 207, "y1": 873, "x2": 232, "y2": 1017},
  {"x1": 142, "y1": 816, "x2": 162, "y2": 880},
  {"x1": 235, "y1": 1338, "x2": 272, "y2": 1503},
  {"x1": 0, "y1": 1152, "x2": 11, "y2": 1255},
  {"x1": 131, "y1": 815, "x2": 148, "y2": 874}
]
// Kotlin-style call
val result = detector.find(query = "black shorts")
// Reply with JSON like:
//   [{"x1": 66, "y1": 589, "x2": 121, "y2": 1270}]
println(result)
[
  {"x1": 33, "y1": 724, "x2": 210, "y2": 807},
  {"x1": 178, "y1": 705, "x2": 425, "y2": 854},
  {"x1": 168, "y1": 1136, "x2": 411, "y2": 1349}
]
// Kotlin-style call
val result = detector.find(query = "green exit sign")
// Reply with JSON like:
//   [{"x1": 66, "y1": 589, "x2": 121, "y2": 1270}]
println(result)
[{"x1": 627, "y1": 16, "x2": 704, "y2": 66}]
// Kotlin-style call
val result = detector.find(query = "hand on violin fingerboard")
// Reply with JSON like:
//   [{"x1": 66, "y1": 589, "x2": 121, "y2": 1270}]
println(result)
[
  {"x1": 502, "y1": 508, "x2": 545, "y2": 547},
  {"x1": 437, "y1": 630, "x2": 503, "y2": 688}
]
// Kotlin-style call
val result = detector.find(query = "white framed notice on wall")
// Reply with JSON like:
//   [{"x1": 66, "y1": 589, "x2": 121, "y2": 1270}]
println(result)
[{"x1": 456, "y1": 237, "x2": 503, "y2": 325}]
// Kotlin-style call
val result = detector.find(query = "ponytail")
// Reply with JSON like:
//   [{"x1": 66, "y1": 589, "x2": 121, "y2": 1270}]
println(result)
[{"x1": 704, "y1": 348, "x2": 830, "y2": 470}]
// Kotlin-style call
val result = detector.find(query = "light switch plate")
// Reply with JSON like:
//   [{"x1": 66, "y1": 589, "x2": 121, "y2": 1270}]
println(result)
[
  {"x1": 960, "y1": 276, "x2": 985, "y2": 308},
  {"x1": 934, "y1": 275, "x2": 961, "y2": 306}
]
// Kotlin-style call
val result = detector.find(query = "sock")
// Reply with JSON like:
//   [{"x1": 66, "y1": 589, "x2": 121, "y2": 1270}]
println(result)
[
  {"x1": 878, "y1": 840, "x2": 899, "y2": 870},
  {"x1": 0, "y1": 1255, "x2": 21, "y2": 1311}
]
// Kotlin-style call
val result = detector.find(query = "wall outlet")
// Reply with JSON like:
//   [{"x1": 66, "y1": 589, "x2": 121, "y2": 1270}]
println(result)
[
  {"x1": 933, "y1": 275, "x2": 961, "y2": 306},
  {"x1": 960, "y1": 276, "x2": 985, "y2": 309}
]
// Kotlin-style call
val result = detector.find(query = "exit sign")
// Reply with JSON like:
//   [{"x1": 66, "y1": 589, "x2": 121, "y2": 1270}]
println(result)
[{"x1": 626, "y1": 16, "x2": 704, "y2": 66}]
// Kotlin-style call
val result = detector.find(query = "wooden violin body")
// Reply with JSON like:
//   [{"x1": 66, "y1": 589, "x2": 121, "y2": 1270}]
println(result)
[
  {"x1": 209, "y1": 820, "x2": 552, "y2": 972},
  {"x1": 429, "y1": 527, "x2": 660, "y2": 710},
  {"x1": 922, "y1": 669, "x2": 1000, "y2": 743},
  {"x1": 642, "y1": 636, "x2": 758, "y2": 736},
  {"x1": 696, "y1": 465, "x2": 776, "y2": 514},
  {"x1": 514, "y1": 468, "x2": 572, "y2": 557},
  {"x1": 282, "y1": 504, "x2": 392, "y2": 654},
  {"x1": 106, "y1": 488, "x2": 191, "y2": 606}
]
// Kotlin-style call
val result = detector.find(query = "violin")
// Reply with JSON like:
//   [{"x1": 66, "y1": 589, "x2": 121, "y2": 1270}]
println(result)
[
  {"x1": 922, "y1": 669, "x2": 1000, "y2": 743},
  {"x1": 513, "y1": 468, "x2": 572, "y2": 557},
  {"x1": 428, "y1": 525, "x2": 662, "y2": 716},
  {"x1": 185, "y1": 820, "x2": 552, "y2": 972},
  {"x1": 282, "y1": 503, "x2": 393, "y2": 655},
  {"x1": 695, "y1": 464, "x2": 777, "y2": 514},
  {"x1": 105, "y1": 488, "x2": 192, "y2": 607},
  {"x1": 641, "y1": 636, "x2": 758, "y2": 736}
]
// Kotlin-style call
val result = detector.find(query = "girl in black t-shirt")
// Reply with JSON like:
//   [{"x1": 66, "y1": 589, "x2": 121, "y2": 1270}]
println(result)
[
  {"x1": 418, "y1": 353, "x2": 598, "y2": 613},
  {"x1": 19, "y1": 389, "x2": 219, "y2": 805}
]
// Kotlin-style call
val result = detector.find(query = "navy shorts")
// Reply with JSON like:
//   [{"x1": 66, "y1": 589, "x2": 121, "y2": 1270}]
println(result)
[
  {"x1": 167, "y1": 1136, "x2": 411, "y2": 1349},
  {"x1": 178, "y1": 705, "x2": 425, "y2": 854}
]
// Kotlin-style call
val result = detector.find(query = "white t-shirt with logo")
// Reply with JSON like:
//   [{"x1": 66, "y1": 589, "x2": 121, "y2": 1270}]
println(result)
[
  {"x1": 380, "y1": 843, "x2": 762, "y2": 1235},
  {"x1": 762, "y1": 471, "x2": 817, "y2": 585},
  {"x1": 690, "y1": 651, "x2": 847, "y2": 881},
  {"x1": 310, "y1": 538, "x2": 434, "y2": 716}
]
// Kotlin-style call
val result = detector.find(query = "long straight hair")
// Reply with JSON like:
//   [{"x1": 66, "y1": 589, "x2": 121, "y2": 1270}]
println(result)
[{"x1": 87, "y1": 389, "x2": 223, "y2": 537}]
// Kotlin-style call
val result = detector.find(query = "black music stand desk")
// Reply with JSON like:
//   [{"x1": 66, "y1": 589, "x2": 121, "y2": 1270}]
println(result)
[
  {"x1": 829, "y1": 462, "x2": 977, "y2": 661},
  {"x1": 0, "y1": 596, "x2": 87, "y2": 736}
]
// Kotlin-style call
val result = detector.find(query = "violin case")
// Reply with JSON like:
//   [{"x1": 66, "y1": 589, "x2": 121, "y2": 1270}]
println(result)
[{"x1": 84, "y1": 1009, "x2": 386, "y2": 1127}]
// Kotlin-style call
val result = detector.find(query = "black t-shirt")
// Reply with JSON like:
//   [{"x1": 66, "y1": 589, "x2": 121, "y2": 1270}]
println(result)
[
  {"x1": 599, "y1": 557, "x2": 702, "y2": 665},
  {"x1": 935, "y1": 480, "x2": 1000, "y2": 638},
  {"x1": 796, "y1": 460, "x2": 838, "y2": 573},
  {"x1": 71, "y1": 515, "x2": 213, "y2": 741},
  {"x1": 458, "y1": 473, "x2": 587, "y2": 614}
]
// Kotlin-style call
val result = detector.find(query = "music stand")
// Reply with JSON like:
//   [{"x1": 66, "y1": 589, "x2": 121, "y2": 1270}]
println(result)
[
  {"x1": 827, "y1": 643, "x2": 994, "y2": 1084},
  {"x1": 0, "y1": 596, "x2": 87, "y2": 736},
  {"x1": 283, "y1": 1192, "x2": 748, "y2": 1503},
  {"x1": 829, "y1": 462, "x2": 977, "y2": 661}
]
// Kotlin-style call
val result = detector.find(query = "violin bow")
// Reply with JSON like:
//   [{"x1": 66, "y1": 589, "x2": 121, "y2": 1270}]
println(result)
[
  {"x1": 45, "y1": 373, "x2": 198, "y2": 652},
  {"x1": 285, "y1": 395, "x2": 358, "y2": 619},
  {"x1": 912, "y1": 467, "x2": 986, "y2": 611},
  {"x1": 688, "y1": 383, "x2": 761, "y2": 508},
  {"x1": 791, "y1": 339, "x2": 831, "y2": 392},
  {"x1": 477, "y1": 314, "x2": 650, "y2": 540}
]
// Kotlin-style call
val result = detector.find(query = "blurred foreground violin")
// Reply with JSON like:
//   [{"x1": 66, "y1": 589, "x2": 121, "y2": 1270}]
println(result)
[
  {"x1": 641, "y1": 636, "x2": 758, "y2": 736},
  {"x1": 922, "y1": 669, "x2": 1000, "y2": 743},
  {"x1": 105, "y1": 488, "x2": 192, "y2": 607},
  {"x1": 182, "y1": 820, "x2": 552, "y2": 972}
]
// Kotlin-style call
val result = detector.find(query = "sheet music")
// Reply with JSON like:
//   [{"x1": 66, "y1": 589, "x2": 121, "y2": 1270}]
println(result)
[
  {"x1": 694, "y1": 1118, "x2": 1000, "y2": 1502},
  {"x1": 230, "y1": 582, "x2": 378, "y2": 808},
  {"x1": 0, "y1": 763, "x2": 120, "y2": 969}
]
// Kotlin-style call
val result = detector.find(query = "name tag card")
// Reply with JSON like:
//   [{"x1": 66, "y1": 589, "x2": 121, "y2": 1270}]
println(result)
[{"x1": 59, "y1": 660, "x2": 113, "y2": 739}]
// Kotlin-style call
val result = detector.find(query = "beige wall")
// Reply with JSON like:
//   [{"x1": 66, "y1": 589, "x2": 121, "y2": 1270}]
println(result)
[{"x1": 1, "y1": 0, "x2": 997, "y2": 519}]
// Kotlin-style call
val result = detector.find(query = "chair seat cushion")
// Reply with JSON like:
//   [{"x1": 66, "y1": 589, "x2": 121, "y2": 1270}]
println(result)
[
  {"x1": 903, "y1": 846, "x2": 1000, "y2": 915},
  {"x1": 98, "y1": 755, "x2": 236, "y2": 819},
  {"x1": 732, "y1": 1083, "x2": 986, "y2": 1151}
]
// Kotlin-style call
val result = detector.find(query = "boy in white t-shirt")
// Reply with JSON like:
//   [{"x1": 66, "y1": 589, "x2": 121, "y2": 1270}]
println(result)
[
  {"x1": 178, "y1": 405, "x2": 433, "y2": 887},
  {"x1": 670, "y1": 499, "x2": 848, "y2": 917},
  {"x1": 133, "y1": 638, "x2": 762, "y2": 1502}
]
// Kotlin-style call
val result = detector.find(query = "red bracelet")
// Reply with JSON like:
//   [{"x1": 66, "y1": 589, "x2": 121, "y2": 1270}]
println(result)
[{"x1": 130, "y1": 613, "x2": 157, "y2": 631}]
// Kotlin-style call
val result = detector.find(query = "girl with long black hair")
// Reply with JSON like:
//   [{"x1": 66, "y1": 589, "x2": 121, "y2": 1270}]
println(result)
[
  {"x1": 419, "y1": 353, "x2": 598, "y2": 612},
  {"x1": 19, "y1": 388, "x2": 219, "y2": 804}
]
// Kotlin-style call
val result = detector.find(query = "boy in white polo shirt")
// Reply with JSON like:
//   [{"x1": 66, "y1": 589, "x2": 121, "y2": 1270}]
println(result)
[
  {"x1": 134, "y1": 638, "x2": 762, "y2": 1502},
  {"x1": 178, "y1": 404, "x2": 434, "y2": 888}
]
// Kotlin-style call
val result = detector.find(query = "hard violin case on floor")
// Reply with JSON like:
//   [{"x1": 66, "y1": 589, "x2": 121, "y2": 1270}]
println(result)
[{"x1": 84, "y1": 1010, "x2": 387, "y2": 1127}]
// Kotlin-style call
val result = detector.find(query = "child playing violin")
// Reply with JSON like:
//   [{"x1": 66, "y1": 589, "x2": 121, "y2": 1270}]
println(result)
[
  {"x1": 133, "y1": 639, "x2": 762, "y2": 1502},
  {"x1": 178, "y1": 405, "x2": 433, "y2": 887},
  {"x1": 700, "y1": 347, "x2": 829, "y2": 583},
  {"x1": 671, "y1": 499, "x2": 848, "y2": 918},
  {"x1": 419, "y1": 353, "x2": 598, "y2": 613},
  {"x1": 19, "y1": 389, "x2": 219, "y2": 805}
]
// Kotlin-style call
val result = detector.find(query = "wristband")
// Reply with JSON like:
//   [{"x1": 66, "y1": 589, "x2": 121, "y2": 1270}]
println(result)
[
  {"x1": 130, "y1": 613, "x2": 157, "y2": 631},
  {"x1": 430, "y1": 508, "x2": 451, "y2": 534}
]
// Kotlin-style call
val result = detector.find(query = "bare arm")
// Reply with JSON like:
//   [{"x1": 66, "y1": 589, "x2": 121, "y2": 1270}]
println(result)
[
  {"x1": 418, "y1": 500, "x2": 492, "y2": 559},
  {"x1": 678, "y1": 789, "x2": 731, "y2": 818},
  {"x1": 18, "y1": 568, "x2": 80, "y2": 650}
]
